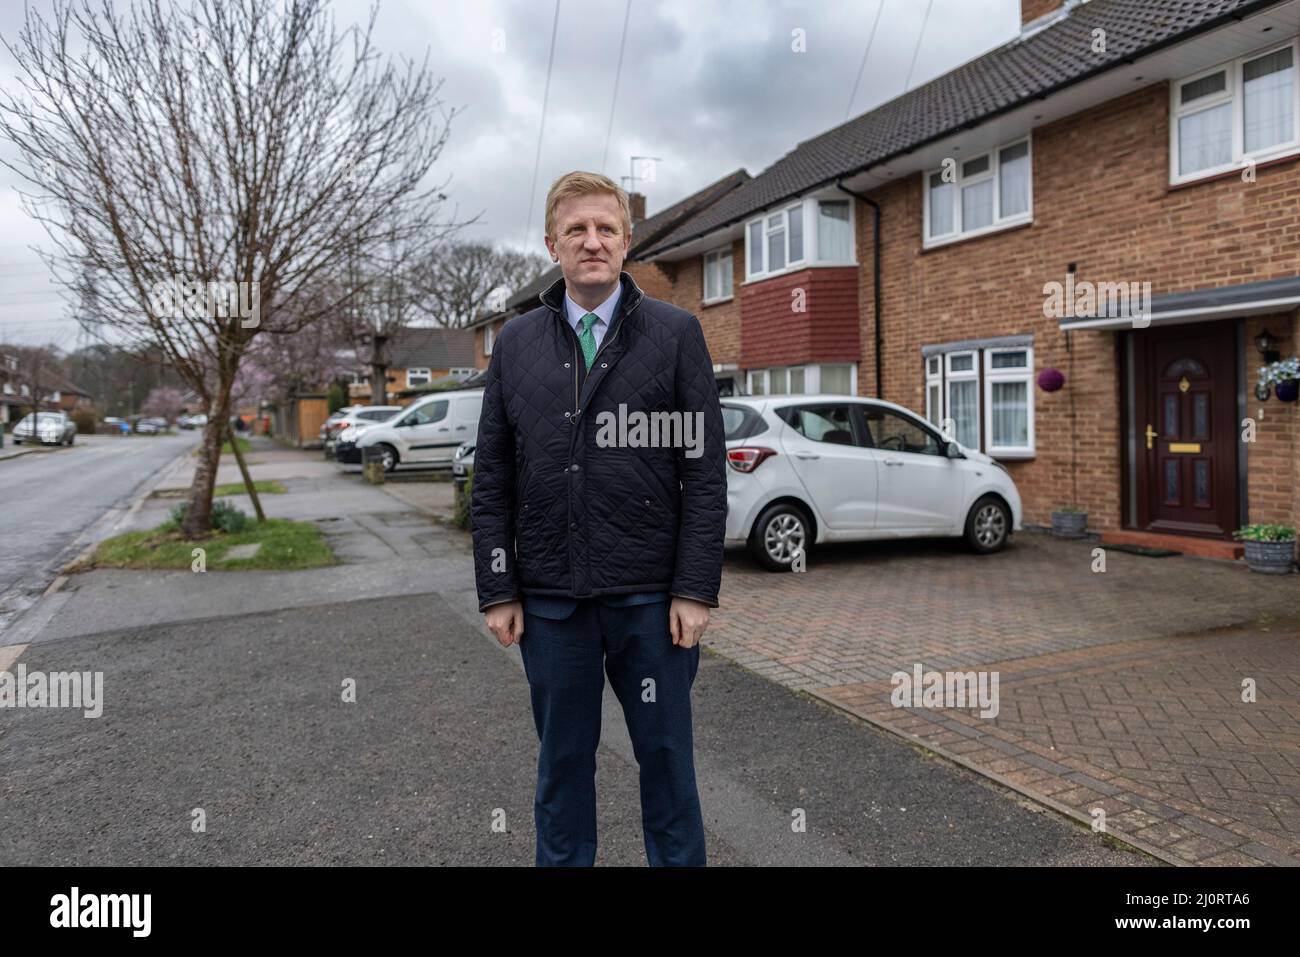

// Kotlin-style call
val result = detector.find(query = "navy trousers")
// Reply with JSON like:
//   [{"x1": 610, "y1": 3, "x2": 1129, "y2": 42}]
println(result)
[{"x1": 517, "y1": 592, "x2": 705, "y2": 866}]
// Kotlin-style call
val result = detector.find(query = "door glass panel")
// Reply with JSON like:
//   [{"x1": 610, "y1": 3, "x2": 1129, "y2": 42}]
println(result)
[
  {"x1": 862, "y1": 407, "x2": 942, "y2": 456},
  {"x1": 1163, "y1": 395, "x2": 1178, "y2": 436},
  {"x1": 1193, "y1": 393, "x2": 1208, "y2": 438},
  {"x1": 406, "y1": 400, "x2": 448, "y2": 426},
  {"x1": 1194, "y1": 460, "x2": 1210, "y2": 506},
  {"x1": 1164, "y1": 460, "x2": 1179, "y2": 504},
  {"x1": 1164, "y1": 357, "x2": 1207, "y2": 378}
]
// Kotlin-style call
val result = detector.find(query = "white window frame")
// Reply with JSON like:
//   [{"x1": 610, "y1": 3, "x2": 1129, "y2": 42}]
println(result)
[
  {"x1": 924, "y1": 355, "x2": 943, "y2": 427},
  {"x1": 747, "y1": 363, "x2": 856, "y2": 396},
  {"x1": 1170, "y1": 37, "x2": 1300, "y2": 185},
  {"x1": 983, "y1": 346, "x2": 1035, "y2": 457},
  {"x1": 406, "y1": 367, "x2": 432, "y2": 387},
  {"x1": 743, "y1": 195, "x2": 856, "y2": 281},
  {"x1": 923, "y1": 344, "x2": 1036, "y2": 459},
  {"x1": 703, "y1": 246, "x2": 734, "y2": 303},
  {"x1": 484, "y1": 324, "x2": 494, "y2": 356},
  {"x1": 923, "y1": 135, "x2": 1033, "y2": 249}
]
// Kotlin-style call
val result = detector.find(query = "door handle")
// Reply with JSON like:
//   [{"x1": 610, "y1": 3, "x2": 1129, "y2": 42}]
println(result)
[
  {"x1": 793, "y1": 452, "x2": 820, "y2": 460},
  {"x1": 1145, "y1": 424, "x2": 1158, "y2": 450},
  {"x1": 455, "y1": 425, "x2": 466, "y2": 430},
  {"x1": 884, "y1": 457, "x2": 904, "y2": 466}
]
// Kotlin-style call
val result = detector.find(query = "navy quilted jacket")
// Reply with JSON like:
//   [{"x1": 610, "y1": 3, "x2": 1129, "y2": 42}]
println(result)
[{"x1": 471, "y1": 270, "x2": 727, "y2": 612}]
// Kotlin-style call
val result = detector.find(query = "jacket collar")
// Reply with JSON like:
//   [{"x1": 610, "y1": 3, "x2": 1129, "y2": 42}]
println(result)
[{"x1": 540, "y1": 269, "x2": 644, "y2": 319}]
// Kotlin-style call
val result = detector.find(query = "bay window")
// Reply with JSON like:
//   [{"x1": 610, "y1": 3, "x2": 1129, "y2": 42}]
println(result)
[
  {"x1": 1172, "y1": 38, "x2": 1300, "y2": 184},
  {"x1": 747, "y1": 363, "x2": 854, "y2": 396},
  {"x1": 923, "y1": 340, "x2": 1035, "y2": 458},
  {"x1": 924, "y1": 136, "x2": 1032, "y2": 247},
  {"x1": 703, "y1": 247, "x2": 733, "y2": 302},
  {"x1": 744, "y1": 196, "x2": 853, "y2": 279}
]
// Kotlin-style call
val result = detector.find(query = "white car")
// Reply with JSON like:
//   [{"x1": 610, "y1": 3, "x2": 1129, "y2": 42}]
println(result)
[
  {"x1": 323, "y1": 405, "x2": 402, "y2": 458},
  {"x1": 355, "y1": 389, "x2": 483, "y2": 472},
  {"x1": 11, "y1": 411, "x2": 77, "y2": 446},
  {"x1": 722, "y1": 395, "x2": 1022, "y2": 570}
]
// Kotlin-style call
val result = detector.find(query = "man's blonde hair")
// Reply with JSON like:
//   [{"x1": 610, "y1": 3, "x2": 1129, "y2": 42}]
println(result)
[{"x1": 544, "y1": 171, "x2": 632, "y2": 241}]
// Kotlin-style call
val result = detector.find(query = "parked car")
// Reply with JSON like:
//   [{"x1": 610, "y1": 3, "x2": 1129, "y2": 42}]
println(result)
[
  {"x1": 177, "y1": 413, "x2": 209, "y2": 429},
  {"x1": 11, "y1": 411, "x2": 77, "y2": 446},
  {"x1": 325, "y1": 405, "x2": 402, "y2": 459},
  {"x1": 721, "y1": 395, "x2": 1022, "y2": 570},
  {"x1": 102, "y1": 416, "x2": 131, "y2": 435},
  {"x1": 352, "y1": 389, "x2": 483, "y2": 472},
  {"x1": 134, "y1": 417, "x2": 170, "y2": 434},
  {"x1": 319, "y1": 406, "x2": 360, "y2": 448},
  {"x1": 452, "y1": 439, "x2": 475, "y2": 478}
]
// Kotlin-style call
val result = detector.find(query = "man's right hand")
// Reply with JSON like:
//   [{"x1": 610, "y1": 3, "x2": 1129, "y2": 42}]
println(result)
[{"x1": 484, "y1": 600, "x2": 524, "y2": 647}]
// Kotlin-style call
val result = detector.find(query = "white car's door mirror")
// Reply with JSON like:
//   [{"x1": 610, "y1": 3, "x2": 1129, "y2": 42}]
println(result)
[{"x1": 945, "y1": 441, "x2": 965, "y2": 459}]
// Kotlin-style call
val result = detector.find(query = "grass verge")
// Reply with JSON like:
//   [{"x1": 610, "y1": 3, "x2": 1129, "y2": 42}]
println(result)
[
  {"x1": 71, "y1": 517, "x2": 335, "y2": 572},
  {"x1": 212, "y1": 479, "x2": 286, "y2": 496}
]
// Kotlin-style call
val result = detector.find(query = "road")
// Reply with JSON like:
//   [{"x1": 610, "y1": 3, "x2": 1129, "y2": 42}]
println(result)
[{"x1": 0, "y1": 432, "x2": 193, "y2": 634}]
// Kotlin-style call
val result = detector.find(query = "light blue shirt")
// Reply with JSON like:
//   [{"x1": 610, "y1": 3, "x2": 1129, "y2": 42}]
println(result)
[{"x1": 563, "y1": 282, "x2": 622, "y2": 351}]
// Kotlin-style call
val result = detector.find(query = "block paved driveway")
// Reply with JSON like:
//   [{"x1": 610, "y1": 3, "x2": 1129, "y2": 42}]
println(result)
[{"x1": 707, "y1": 532, "x2": 1300, "y2": 866}]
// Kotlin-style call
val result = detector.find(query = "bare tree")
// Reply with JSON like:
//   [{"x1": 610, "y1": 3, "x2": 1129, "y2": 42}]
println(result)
[
  {"x1": 0, "y1": 0, "x2": 461, "y2": 534},
  {"x1": 415, "y1": 240, "x2": 550, "y2": 329}
]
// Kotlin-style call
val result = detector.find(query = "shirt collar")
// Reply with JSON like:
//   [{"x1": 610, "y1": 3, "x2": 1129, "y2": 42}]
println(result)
[{"x1": 563, "y1": 282, "x2": 622, "y2": 332}]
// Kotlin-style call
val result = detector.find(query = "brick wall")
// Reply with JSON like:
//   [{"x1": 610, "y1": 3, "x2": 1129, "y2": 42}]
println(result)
[{"x1": 861, "y1": 82, "x2": 1300, "y2": 531}]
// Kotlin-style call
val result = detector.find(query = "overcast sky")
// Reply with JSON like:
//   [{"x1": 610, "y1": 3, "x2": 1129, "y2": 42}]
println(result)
[{"x1": 0, "y1": 0, "x2": 1020, "y2": 348}]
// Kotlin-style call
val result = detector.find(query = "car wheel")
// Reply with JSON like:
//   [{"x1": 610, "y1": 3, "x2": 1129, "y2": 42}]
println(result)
[
  {"x1": 964, "y1": 495, "x2": 1010, "y2": 554},
  {"x1": 375, "y1": 443, "x2": 398, "y2": 472},
  {"x1": 749, "y1": 502, "x2": 811, "y2": 572}
]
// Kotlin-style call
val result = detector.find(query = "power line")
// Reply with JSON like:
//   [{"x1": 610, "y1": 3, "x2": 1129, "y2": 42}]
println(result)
[
  {"x1": 845, "y1": 0, "x2": 886, "y2": 120},
  {"x1": 522, "y1": 0, "x2": 562, "y2": 249},
  {"x1": 600, "y1": 0, "x2": 632, "y2": 174},
  {"x1": 904, "y1": 0, "x2": 935, "y2": 91}
]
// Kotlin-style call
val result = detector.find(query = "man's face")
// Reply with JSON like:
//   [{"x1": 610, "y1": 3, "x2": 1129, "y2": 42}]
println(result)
[{"x1": 545, "y1": 192, "x2": 630, "y2": 292}]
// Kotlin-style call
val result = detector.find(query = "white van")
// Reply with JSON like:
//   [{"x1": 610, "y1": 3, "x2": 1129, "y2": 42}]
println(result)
[{"x1": 355, "y1": 389, "x2": 484, "y2": 471}]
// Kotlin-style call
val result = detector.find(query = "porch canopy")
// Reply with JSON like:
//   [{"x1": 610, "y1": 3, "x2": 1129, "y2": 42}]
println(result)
[{"x1": 1059, "y1": 274, "x2": 1300, "y2": 331}]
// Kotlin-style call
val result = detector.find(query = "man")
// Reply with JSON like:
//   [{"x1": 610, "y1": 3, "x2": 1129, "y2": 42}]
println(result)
[{"x1": 471, "y1": 171, "x2": 726, "y2": 867}]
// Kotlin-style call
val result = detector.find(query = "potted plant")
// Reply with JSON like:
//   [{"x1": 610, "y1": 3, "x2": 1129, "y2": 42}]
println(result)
[
  {"x1": 1233, "y1": 524, "x2": 1296, "y2": 574},
  {"x1": 1260, "y1": 356, "x2": 1299, "y2": 402},
  {"x1": 1051, "y1": 505, "x2": 1088, "y2": 538}
]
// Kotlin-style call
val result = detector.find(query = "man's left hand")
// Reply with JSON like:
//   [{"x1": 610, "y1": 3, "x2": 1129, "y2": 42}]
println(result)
[{"x1": 669, "y1": 596, "x2": 710, "y2": 648}]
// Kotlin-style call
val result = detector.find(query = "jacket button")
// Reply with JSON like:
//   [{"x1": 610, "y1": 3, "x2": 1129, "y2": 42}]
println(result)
[
  {"x1": 600, "y1": 362, "x2": 608, "y2": 368},
  {"x1": 564, "y1": 411, "x2": 571, "y2": 418},
  {"x1": 570, "y1": 463, "x2": 580, "y2": 472},
  {"x1": 644, "y1": 498, "x2": 651, "y2": 505},
  {"x1": 564, "y1": 362, "x2": 571, "y2": 368},
  {"x1": 570, "y1": 522, "x2": 577, "y2": 530}
]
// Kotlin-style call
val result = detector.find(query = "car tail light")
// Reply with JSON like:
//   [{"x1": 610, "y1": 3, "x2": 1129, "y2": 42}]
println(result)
[{"x1": 727, "y1": 446, "x2": 777, "y2": 473}]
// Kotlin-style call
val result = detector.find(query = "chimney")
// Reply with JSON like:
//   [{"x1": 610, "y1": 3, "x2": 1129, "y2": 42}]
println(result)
[
  {"x1": 1021, "y1": 0, "x2": 1066, "y2": 28},
  {"x1": 628, "y1": 191, "x2": 647, "y2": 224}
]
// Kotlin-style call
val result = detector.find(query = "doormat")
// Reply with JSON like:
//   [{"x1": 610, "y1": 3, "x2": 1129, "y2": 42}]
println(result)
[{"x1": 1105, "y1": 543, "x2": 1182, "y2": 557}]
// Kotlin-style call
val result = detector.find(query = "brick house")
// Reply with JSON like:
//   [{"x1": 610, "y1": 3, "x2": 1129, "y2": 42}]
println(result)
[
  {"x1": 467, "y1": 171, "x2": 752, "y2": 391},
  {"x1": 636, "y1": 0, "x2": 1300, "y2": 550},
  {"x1": 348, "y1": 325, "x2": 478, "y2": 404}
]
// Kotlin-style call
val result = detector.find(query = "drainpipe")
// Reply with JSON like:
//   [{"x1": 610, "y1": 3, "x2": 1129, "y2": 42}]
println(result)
[{"x1": 835, "y1": 180, "x2": 882, "y2": 399}]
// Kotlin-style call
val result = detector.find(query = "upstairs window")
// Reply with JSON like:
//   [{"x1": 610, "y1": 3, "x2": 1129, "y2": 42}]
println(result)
[
  {"x1": 703, "y1": 247, "x2": 734, "y2": 302},
  {"x1": 1172, "y1": 38, "x2": 1300, "y2": 183},
  {"x1": 924, "y1": 136, "x2": 1032, "y2": 247},
  {"x1": 744, "y1": 197, "x2": 854, "y2": 280}
]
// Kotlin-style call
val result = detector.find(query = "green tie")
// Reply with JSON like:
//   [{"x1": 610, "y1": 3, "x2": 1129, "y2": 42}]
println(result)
[{"x1": 578, "y1": 313, "x2": 599, "y2": 370}]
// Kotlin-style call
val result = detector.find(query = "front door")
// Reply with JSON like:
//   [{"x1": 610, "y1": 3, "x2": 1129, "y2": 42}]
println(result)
[{"x1": 1133, "y1": 322, "x2": 1237, "y2": 539}]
